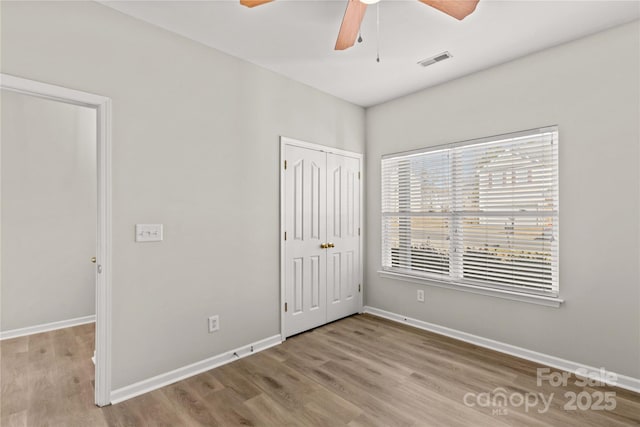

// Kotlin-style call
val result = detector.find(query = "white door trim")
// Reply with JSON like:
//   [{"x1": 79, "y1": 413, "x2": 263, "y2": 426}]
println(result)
[
  {"x1": 1, "y1": 74, "x2": 113, "y2": 407},
  {"x1": 279, "y1": 136, "x2": 363, "y2": 341}
]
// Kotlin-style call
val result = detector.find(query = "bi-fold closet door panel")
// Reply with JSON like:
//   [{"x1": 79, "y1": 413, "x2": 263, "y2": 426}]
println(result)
[
  {"x1": 283, "y1": 144, "x2": 360, "y2": 338},
  {"x1": 284, "y1": 145, "x2": 327, "y2": 337},
  {"x1": 326, "y1": 153, "x2": 361, "y2": 323}
]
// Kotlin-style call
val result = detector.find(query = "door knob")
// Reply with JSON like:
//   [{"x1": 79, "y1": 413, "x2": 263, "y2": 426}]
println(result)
[
  {"x1": 328, "y1": 243, "x2": 335, "y2": 248},
  {"x1": 320, "y1": 243, "x2": 328, "y2": 249},
  {"x1": 91, "y1": 257, "x2": 97, "y2": 264}
]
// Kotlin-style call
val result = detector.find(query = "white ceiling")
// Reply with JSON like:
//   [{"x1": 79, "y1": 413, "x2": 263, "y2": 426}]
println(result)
[{"x1": 101, "y1": 0, "x2": 639, "y2": 107}]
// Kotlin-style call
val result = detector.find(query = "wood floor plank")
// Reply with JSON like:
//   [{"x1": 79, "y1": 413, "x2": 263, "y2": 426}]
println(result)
[
  {"x1": 243, "y1": 392, "x2": 299, "y2": 426},
  {"x1": 210, "y1": 361, "x2": 264, "y2": 401},
  {"x1": 292, "y1": 359, "x2": 420, "y2": 426},
  {"x1": 183, "y1": 370, "x2": 226, "y2": 400},
  {"x1": 159, "y1": 381, "x2": 221, "y2": 426},
  {"x1": 302, "y1": 390, "x2": 363, "y2": 425},
  {"x1": 2, "y1": 410, "x2": 27, "y2": 427},
  {"x1": 194, "y1": 387, "x2": 258, "y2": 426},
  {"x1": 2, "y1": 315, "x2": 639, "y2": 426},
  {"x1": 104, "y1": 390, "x2": 188, "y2": 427}
]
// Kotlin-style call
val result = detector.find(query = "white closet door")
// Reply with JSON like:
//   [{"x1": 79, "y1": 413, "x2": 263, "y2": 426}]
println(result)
[
  {"x1": 326, "y1": 153, "x2": 361, "y2": 323},
  {"x1": 283, "y1": 145, "x2": 327, "y2": 337}
]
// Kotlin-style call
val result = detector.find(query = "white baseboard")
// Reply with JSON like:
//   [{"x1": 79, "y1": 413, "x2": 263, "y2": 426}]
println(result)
[
  {"x1": 0, "y1": 315, "x2": 96, "y2": 340},
  {"x1": 363, "y1": 306, "x2": 640, "y2": 394},
  {"x1": 110, "y1": 334, "x2": 282, "y2": 404}
]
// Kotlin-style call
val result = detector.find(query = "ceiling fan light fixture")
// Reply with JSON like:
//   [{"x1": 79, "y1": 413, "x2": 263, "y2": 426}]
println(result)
[{"x1": 360, "y1": 0, "x2": 380, "y2": 4}]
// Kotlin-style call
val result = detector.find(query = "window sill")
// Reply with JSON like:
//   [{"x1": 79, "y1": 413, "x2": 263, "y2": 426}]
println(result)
[{"x1": 377, "y1": 270, "x2": 564, "y2": 308}]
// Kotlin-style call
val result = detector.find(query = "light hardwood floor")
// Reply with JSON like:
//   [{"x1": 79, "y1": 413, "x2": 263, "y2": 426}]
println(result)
[{"x1": 1, "y1": 314, "x2": 639, "y2": 426}]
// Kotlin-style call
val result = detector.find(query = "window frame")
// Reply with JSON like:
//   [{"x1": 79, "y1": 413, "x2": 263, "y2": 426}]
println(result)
[{"x1": 379, "y1": 127, "x2": 562, "y2": 307}]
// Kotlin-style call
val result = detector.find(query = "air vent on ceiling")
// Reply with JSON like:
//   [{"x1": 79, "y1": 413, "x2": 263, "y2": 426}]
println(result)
[{"x1": 417, "y1": 51, "x2": 452, "y2": 68}]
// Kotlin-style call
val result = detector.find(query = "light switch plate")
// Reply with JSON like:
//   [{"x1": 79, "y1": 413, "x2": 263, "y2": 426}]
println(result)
[{"x1": 135, "y1": 224, "x2": 163, "y2": 242}]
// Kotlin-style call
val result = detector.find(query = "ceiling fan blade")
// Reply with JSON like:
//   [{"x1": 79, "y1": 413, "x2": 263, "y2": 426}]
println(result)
[
  {"x1": 418, "y1": 0, "x2": 479, "y2": 20},
  {"x1": 335, "y1": 0, "x2": 368, "y2": 51},
  {"x1": 240, "y1": 0, "x2": 274, "y2": 8}
]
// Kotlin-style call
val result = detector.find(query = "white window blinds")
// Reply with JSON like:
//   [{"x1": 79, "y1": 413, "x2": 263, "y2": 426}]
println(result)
[{"x1": 381, "y1": 127, "x2": 559, "y2": 296}]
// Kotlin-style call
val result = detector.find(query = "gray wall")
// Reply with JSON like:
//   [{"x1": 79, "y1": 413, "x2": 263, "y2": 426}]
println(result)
[
  {"x1": 365, "y1": 21, "x2": 640, "y2": 378},
  {"x1": 1, "y1": 90, "x2": 97, "y2": 331},
  {"x1": 1, "y1": 1, "x2": 365, "y2": 389}
]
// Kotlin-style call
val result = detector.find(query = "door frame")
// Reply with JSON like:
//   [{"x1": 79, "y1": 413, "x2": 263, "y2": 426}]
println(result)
[
  {"x1": 279, "y1": 136, "x2": 363, "y2": 341},
  {"x1": 1, "y1": 74, "x2": 113, "y2": 407}
]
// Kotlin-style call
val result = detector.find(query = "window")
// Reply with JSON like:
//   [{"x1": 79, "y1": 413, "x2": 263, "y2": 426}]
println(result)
[{"x1": 381, "y1": 127, "x2": 559, "y2": 298}]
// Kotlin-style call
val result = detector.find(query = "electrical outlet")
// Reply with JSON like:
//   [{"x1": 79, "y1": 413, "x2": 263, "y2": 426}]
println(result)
[
  {"x1": 417, "y1": 289, "x2": 425, "y2": 302},
  {"x1": 208, "y1": 315, "x2": 219, "y2": 333}
]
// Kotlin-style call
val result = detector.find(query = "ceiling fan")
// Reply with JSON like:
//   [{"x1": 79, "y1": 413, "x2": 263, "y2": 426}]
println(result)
[{"x1": 239, "y1": 0, "x2": 479, "y2": 51}]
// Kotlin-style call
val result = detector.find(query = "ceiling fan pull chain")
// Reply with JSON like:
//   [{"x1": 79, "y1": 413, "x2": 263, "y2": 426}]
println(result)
[{"x1": 376, "y1": 2, "x2": 380, "y2": 63}]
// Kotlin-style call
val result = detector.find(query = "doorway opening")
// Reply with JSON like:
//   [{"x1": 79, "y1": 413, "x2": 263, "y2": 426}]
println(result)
[{"x1": 0, "y1": 74, "x2": 112, "y2": 406}]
